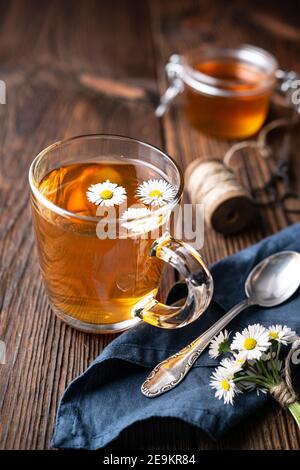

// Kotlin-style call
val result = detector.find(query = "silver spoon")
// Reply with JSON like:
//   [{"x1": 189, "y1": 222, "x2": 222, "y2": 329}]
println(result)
[{"x1": 141, "y1": 250, "x2": 300, "y2": 398}]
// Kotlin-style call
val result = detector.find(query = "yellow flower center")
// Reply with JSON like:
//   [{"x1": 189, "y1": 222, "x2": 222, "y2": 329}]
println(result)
[
  {"x1": 244, "y1": 338, "x2": 257, "y2": 350},
  {"x1": 149, "y1": 189, "x2": 162, "y2": 198},
  {"x1": 100, "y1": 189, "x2": 113, "y2": 200},
  {"x1": 221, "y1": 379, "x2": 230, "y2": 391},
  {"x1": 269, "y1": 331, "x2": 279, "y2": 340},
  {"x1": 235, "y1": 358, "x2": 245, "y2": 364}
]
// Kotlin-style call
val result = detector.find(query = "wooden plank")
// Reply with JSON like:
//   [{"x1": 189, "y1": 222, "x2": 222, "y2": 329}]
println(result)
[
  {"x1": 0, "y1": 0, "x2": 168, "y2": 450},
  {"x1": 0, "y1": 0, "x2": 299, "y2": 451},
  {"x1": 149, "y1": 0, "x2": 300, "y2": 450}
]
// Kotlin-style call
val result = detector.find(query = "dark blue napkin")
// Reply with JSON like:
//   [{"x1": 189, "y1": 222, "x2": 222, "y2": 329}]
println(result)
[{"x1": 52, "y1": 223, "x2": 300, "y2": 449}]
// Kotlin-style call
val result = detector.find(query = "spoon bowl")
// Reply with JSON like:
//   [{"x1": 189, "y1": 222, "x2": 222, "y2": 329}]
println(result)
[{"x1": 245, "y1": 251, "x2": 300, "y2": 307}]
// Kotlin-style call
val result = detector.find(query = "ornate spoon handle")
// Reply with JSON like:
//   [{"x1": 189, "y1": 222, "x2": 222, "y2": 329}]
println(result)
[{"x1": 141, "y1": 298, "x2": 253, "y2": 398}]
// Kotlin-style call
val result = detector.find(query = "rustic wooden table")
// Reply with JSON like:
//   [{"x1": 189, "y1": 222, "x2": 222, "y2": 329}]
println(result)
[{"x1": 1, "y1": 0, "x2": 300, "y2": 450}]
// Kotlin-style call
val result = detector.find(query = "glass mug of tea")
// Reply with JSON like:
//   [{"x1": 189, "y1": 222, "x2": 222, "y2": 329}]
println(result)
[
  {"x1": 29, "y1": 135, "x2": 213, "y2": 333},
  {"x1": 156, "y1": 44, "x2": 299, "y2": 139}
]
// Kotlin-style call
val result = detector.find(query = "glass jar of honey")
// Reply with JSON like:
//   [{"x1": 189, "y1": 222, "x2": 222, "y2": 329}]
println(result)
[{"x1": 156, "y1": 45, "x2": 296, "y2": 139}]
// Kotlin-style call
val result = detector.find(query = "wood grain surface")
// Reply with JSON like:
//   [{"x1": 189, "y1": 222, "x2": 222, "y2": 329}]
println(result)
[{"x1": 0, "y1": 0, "x2": 300, "y2": 450}]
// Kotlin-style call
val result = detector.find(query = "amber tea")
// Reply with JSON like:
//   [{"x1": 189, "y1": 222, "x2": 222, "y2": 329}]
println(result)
[{"x1": 32, "y1": 160, "x2": 170, "y2": 330}]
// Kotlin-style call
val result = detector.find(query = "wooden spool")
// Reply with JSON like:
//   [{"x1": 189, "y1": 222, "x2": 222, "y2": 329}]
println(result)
[{"x1": 185, "y1": 158, "x2": 257, "y2": 235}]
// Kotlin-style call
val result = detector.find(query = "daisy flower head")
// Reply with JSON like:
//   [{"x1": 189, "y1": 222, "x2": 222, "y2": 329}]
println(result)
[
  {"x1": 87, "y1": 180, "x2": 127, "y2": 207},
  {"x1": 209, "y1": 330, "x2": 230, "y2": 359},
  {"x1": 220, "y1": 357, "x2": 245, "y2": 375},
  {"x1": 230, "y1": 324, "x2": 271, "y2": 361},
  {"x1": 210, "y1": 367, "x2": 241, "y2": 405},
  {"x1": 136, "y1": 179, "x2": 177, "y2": 207},
  {"x1": 232, "y1": 354, "x2": 247, "y2": 368},
  {"x1": 268, "y1": 325, "x2": 297, "y2": 345},
  {"x1": 121, "y1": 206, "x2": 159, "y2": 234}
]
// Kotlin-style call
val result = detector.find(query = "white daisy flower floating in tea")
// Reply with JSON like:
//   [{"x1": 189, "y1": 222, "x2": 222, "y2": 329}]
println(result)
[
  {"x1": 136, "y1": 179, "x2": 177, "y2": 207},
  {"x1": 208, "y1": 330, "x2": 230, "y2": 359},
  {"x1": 122, "y1": 207, "x2": 151, "y2": 220},
  {"x1": 230, "y1": 324, "x2": 271, "y2": 361},
  {"x1": 267, "y1": 324, "x2": 296, "y2": 345},
  {"x1": 210, "y1": 367, "x2": 240, "y2": 405},
  {"x1": 87, "y1": 180, "x2": 127, "y2": 207},
  {"x1": 121, "y1": 207, "x2": 159, "y2": 234}
]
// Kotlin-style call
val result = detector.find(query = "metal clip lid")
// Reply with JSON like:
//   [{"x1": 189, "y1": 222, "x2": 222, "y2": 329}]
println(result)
[
  {"x1": 275, "y1": 69, "x2": 300, "y2": 114},
  {"x1": 155, "y1": 55, "x2": 184, "y2": 118}
]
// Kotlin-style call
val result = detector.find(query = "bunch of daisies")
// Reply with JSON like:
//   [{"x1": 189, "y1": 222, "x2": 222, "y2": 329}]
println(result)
[{"x1": 209, "y1": 324, "x2": 300, "y2": 427}]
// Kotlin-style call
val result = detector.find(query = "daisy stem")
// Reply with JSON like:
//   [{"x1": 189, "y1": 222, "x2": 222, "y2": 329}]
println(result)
[
  {"x1": 255, "y1": 361, "x2": 264, "y2": 376},
  {"x1": 250, "y1": 373, "x2": 270, "y2": 384},
  {"x1": 233, "y1": 376, "x2": 269, "y2": 388},
  {"x1": 258, "y1": 359, "x2": 273, "y2": 382},
  {"x1": 288, "y1": 401, "x2": 300, "y2": 429},
  {"x1": 273, "y1": 343, "x2": 281, "y2": 383},
  {"x1": 276, "y1": 342, "x2": 281, "y2": 362},
  {"x1": 269, "y1": 344, "x2": 280, "y2": 383}
]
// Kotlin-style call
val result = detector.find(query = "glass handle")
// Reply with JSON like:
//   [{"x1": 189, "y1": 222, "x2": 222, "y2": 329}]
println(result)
[
  {"x1": 155, "y1": 54, "x2": 184, "y2": 118},
  {"x1": 275, "y1": 68, "x2": 300, "y2": 114},
  {"x1": 132, "y1": 232, "x2": 214, "y2": 329}
]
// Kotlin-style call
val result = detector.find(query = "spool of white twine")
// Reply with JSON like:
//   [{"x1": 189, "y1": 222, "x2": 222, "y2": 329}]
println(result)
[{"x1": 185, "y1": 158, "x2": 257, "y2": 234}]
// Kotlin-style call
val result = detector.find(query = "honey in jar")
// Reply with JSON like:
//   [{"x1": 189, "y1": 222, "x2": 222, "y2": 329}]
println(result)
[
  {"x1": 185, "y1": 58, "x2": 274, "y2": 139},
  {"x1": 158, "y1": 46, "x2": 278, "y2": 139}
]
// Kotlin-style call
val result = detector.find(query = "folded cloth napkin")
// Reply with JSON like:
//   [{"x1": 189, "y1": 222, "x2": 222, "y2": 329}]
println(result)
[{"x1": 52, "y1": 223, "x2": 300, "y2": 449}]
